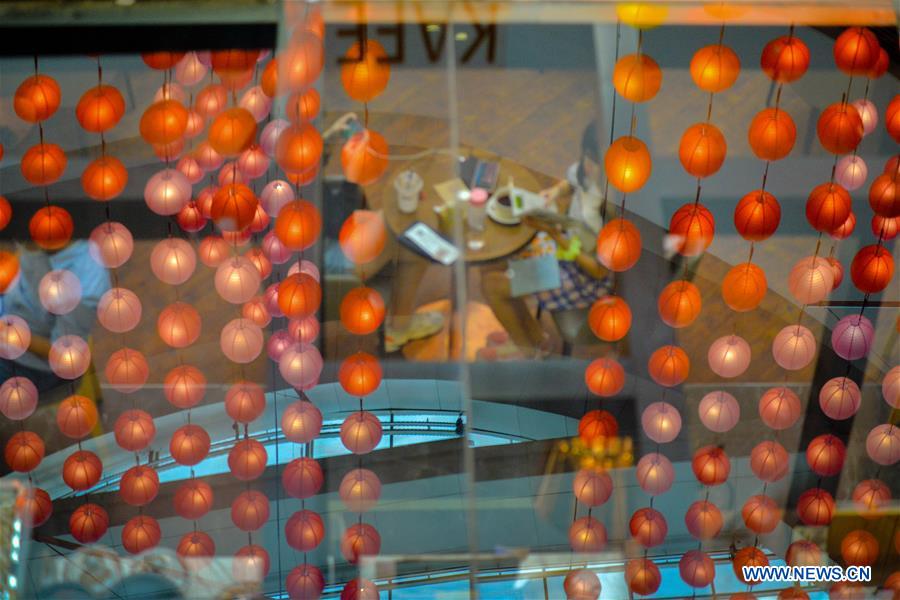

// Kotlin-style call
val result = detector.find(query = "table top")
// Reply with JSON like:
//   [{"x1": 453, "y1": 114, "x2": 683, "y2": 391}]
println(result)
[{"x1": 363, "y1": 145, "x2": 553, "y2": 263}]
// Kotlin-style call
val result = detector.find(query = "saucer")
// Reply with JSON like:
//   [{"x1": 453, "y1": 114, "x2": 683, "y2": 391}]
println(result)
[{"x1": 487, "y1": 197, "x2": 520, "y2": 226}]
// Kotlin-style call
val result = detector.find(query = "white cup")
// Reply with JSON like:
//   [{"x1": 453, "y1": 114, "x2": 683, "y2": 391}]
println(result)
[{"x1": 394, "y1": 170, "x2": 423, "y2": 214}]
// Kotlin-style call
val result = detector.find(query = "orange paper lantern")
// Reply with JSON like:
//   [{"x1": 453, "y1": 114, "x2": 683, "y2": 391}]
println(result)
[
  {"x1": 690, "y1": 44, "x2": 740, "y2": 93},
  {"x1": 228, "y1": 438, "x2": 268, "y2": 481},
  {"x1": 81, "y1": 156, "x2": 128, "y2": 201},
  {"x1": 16, "y1": 487, "x2": 52, "y2": 528},
  {"x1": 760, "y1": 35, "x2": 810, "y2": 83},
  {"x1": 733, "y1": 547, "x2": 769, "y2": 584},
  {"x1": 285, "y1": 509, "x2": 325, "y2": 552},
  {"x1": 657, "y1": 279, "x2": 701, "y2": 327},
  {"x1": 140, "y1": 99, "x2": 188, "y2": 146},
  {"x1": 648, "y1": 345, "x2": 690, "y2": 387},
  {"x1": 679, "y1": 123, "x2": 726, "y2": 178},
  {"x1": 734, "y1": 189, "x2": 780, "y2": 241},
  {"x1": 174, "y1": 480, "x2": 214, "y2": 520},
  {"x1": 142, "y1": 51, "x2": 185, "y2": 70},
  {"x1": 850, "y1": 244, "x2": 894, "y2": 294},
  {"x1": 588, "y1": 295, "x2": 632, "y2": 341},
  {"x1": 612, "y1": 53, "x2": 662, "y2": 102},
  {"x1": 692, "y1": 445, "x2": 730, "y2": 486},
  {"x1": 231, "y1": 490, "x2": 270, "y2": 531},
  {"x1": 342, "y1": 130, "x2": 389, "y2": 185},
  {"x1": 277, "y1": 273, "x2": 322, "y2": 319},
  {"x1": 596, "y1": 218, "x2": 642, "y2": 271},
  {"x1": 114, "y1": 409, "x2": 155, "y2": 452},
  {"x1": 211, "y1": 183, "x2": 259, "y2": 232},
  {"x1": 578, "y1": 409, "x2": 619, "y2": 445},
  {"x1": 0, "y1": 251, "x2": 20, "y2": 294},
  {"x1": 0, "y1": 196, "x2": 11, "y2": 231},
  {"x1": 339, "y1": 352, "x2": 383, "y2": 397},
  {"x1": 605, "y1": 136, "x2": 652, "y2": 193},
  {"x1": 21, "y1": 142, "x2": 67, "y2": 186},
  {"x1": 76, "y1": 85, "x2": 126, "y2": 133},
  {"x1": 841, "y1": 530, "x2": 879, "y2": 567},
  {"x1": 274, "y1": 200, "x2": 322, "y2": 251},
  {"x1": 119, "y1": 465, "x2": 159, "y2": 506},
  {"x1": 869, "y1": 173, "x2": 899, "y2": 218},
  {"x1": 668, "y1": 202, "x2": 715, "y2": 256},
  {"x1": 29, "y1": 205, "x2": 73, "y2": 251},
  {"x1": 748, "y1": 107, "x2": 796, "y2": 161},
  {"x1": 122, "y1": 515, "x2": 161, "y2": 555},
  {"x1": 817, "y1": 102, "x2": 863, "y2": 155},
  {"x1": 63, "y1": 450, "x2": 102, "y2": 491},
  {"x1": 584, "y1": 357, "x2": 625, "y2": 397},
  {"x1": 340, "y1": 287, "x2": 386, "y2": 335},
  {"x1": 286, "y1": 88, "x2": 321, "y2": 123},
  {"x1": 69, "y1": 503, "x2": 109, "y2": 544},
  {"x1": 341, "y1": 40, "x2": 391, "y2": 102},
  {"x1": 275, "y1": 123, "x2": 322, "y2": 176},
  {"x1": 57, "y1": 395, "x2": 98, "y2": 439},
  {"x1": 806, "y1": 181, "x2": 851, "y2": 233},
  {"x1": 208, "y1": 107, "x2": 258, "y2": 157},
  {"x1": 170, "y1": 424, "x2": 211, "y2": 466},
  {"x1": 225, "y1": 381, "x2": 266, "y2": 424},
  {"x1": 279, "y1": 33, "x2": 325, "y2": 92},
  {"x1": 339, "y1": 210, "x2": 387, "y2": 264},
  {"x1": 722, "y1": 262, "x2": 767, "y2": 312},
  {"x1": 833, "y1": 27, "x2": 881, "y2": 76},
  {"x1": 163, "y1": 364, "x2": 207, "y2": 409},
  {"x1": 5, "y1": 431, "x2": 44, "y2": 473},
  {"x1": 14, "y1": 74, "x2": 61, "y2": 122}
]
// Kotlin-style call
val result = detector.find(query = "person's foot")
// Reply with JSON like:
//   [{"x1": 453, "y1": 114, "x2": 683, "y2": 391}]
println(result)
[{"x1": 385, "y1": 312, "x2": 445, "y2": 353}]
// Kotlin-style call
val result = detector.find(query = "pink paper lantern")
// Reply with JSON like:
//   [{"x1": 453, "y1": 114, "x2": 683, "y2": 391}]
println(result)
[
  {"x1": 242, "y1": 296, "x2": 271, "y2": 327},
  {"x1": 97, "y1": 288, "x2": 142, "y2": 333},
  {"x1": 568, "y1": 516, "x2": 607, "y2": 552},
  {"x1": 176, "y1": 155, "x2": 205, "y2": 184},
  {"x1": 786, "y1": 540, "x2": 823, "y2": 567},
  {"x1": 220, "y1": 318, "x2": 264, "y2": 363},
  {"x1": 259, "y1": 119, "x2": 288, "y2": 157},
  {"x1": 789, "y1": 256, "x2": 834, "y2": 305},
  {"x1": 806, "y1": 434, "x2": 846, "y2": 476},
  {"x1": 635, "y1": 452, "x2": 674, "y2": 495},
  {"x1": 629, "y1": 507, "x2": 667, "y2": 548},
  {"x1": 287, "y1": 259, "x2": 320, "y2": 281},
  {"x1": 684, "y1": 500, "x2": 722, "y2": 540},
  {"x1": 184, "y1": 110, "x2": 205, "y2": 139},
  {"x1": 851, "y1": 479, "x2": 890, "y2": 515},
  {"x1": 144, "y1": 168, "x2": 191, "y2": 216},
  {"x1": 105, "y1": 347, "x2": 150, "y2": 393},
  {"x1": 883, "y1": 365, "x2": 900, "y2": 409},
  {"x1": 679, "y1": 550, "x2": 715, "y2": 588},
  {"x1": 0, "y1": 377, "x2": 38, "y2": 420},
  {"x1": 831, "y1": 314, "x2": 874, "y2": 361},
  {"x1": 281, "y1": 400, "x2": 322, "y2": 443},
  {"x1": 154, "y1": 82, "x2": 187, "y2": 103},
  {"x1": 260, "y1": 179, "x2": 295, "y2": 216},
  {"x1": 164, "y1": 364, "x2": 207, "y2": 409},
  {"x1": 706, "y1": 334, "x2": 751, "y2": 378},
  {"x1": 262, "y1": 231, "x2": 292, "y2": 264},
  {"x1": 340, "y1": 411, "x2": 382, "y2": 454},
  {"x1": 198, "y1": 235, "x2": 230, "y2": 268},
  {"x1": 772, "y1": 324, "x2": 817, "y2": 370},
  {"x1": 866, "y1": 424, "x2": 900, "y2": 466},
  {"x1": 174, "y1": 51, "x2": 208, "y2": 86},
  {"x1": 282, "y1": 457, "x2": 323, "y2": 499},
  {"x1": 217, "y1": 162, "x2": 245, "y2": 186},
  {"x1": 49, "y1": 335, "x2": 91, "y2": 380},
  {"x1": 224, "y1": 381, "x2": 265, "y2": 423},
  {"x1": 238, "y1": 145, "x2": 270, "y2": 180},
  {"x1": 819, "y1": 376, "x2": 861, "y2": 420},
  {"x1": 698, "y1": 390, "x2": 740, "y2": 433},
  {"x1": 641, "y1": 401, "x2": 682, "y2": 444},
  {"x1": 286, "y1": 564, "x2": 324, "y2": 600},
  {"x1": 759, "y1": 386, "x2": 801, "y2": 430},
  {"x1": 266, "y1": 329, "x2": 293, "y2": 362},
  {"x1": 572, "y1": 467, "x2": 613, "y2": 507},
  {"x1": 563, "y1": 569, "x2": 601, "y2": 600},
  {"x1": 157, "y1": 301, "x2": 202, "y2": 348},
  {"x1": 834, "y1": 155, "x2": 868, "y2": 191},
  {"x1": 0, "y1": 316, "x2": 31, "y2": 360},
  {"x1": 278, "y1": 343, "x2": 323, "y2": 390},
  {"x1": 851, "y1": 98, "x2": 878, "y2": 135},
  {"x1": 150, "y1": 238, "x2": 197, "y2": 285},
  {"x1": 340, "y1": 468, "x2": 382, "y2": 513},
  {"x1": 195, "y1": 140, "x2": 224, "y2": 171},
  {"x1": 39, "y1": 270, "x2": 81, "y2": 315},
  {"x1": 89, "y1": 221, "x2": 134, "y2": 268},
  {"x1": 750, "y1": 440, "x2": 789, "y2": 482},
  {"x1": 289, "y1": 316, "x2": 320, "y2": 344},
  {"x1": 216, "y1": 256, "x2": 261, "y2": 304},
  {"x1": 263, "y1": 283, "x2": 284, "y2": 317},
  {"x1": 239, "y1": 86, "x2": 272, "y2": 122}
]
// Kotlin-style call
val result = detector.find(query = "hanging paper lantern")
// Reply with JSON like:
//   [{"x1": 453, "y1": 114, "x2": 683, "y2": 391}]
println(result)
[
  {"x1": 772, "y1": 324, "x2": 816, "y2": 370},
  {"x1": 89, "y1": 221, "x2": 133, "y2": 268},
  {"x1": 285, "y1": 509, "x2": 325, "y2": 551},
  {"x1": 231, "y1": 490, "x2": 269, "y2": 532},
  {"x1": 163, "y1": 364, "x2": 206, "y2": 409},
  {"x1": 144, "y1": 168, "x2": 191, "y2": 216},
  {"x1": 49, "y1": 335, "x2": 91, "y2": 380},
  {"x1": 288, "y1": 258, "x2": 321, "y2": 281},
  {"x1": 750, "y1": 440, "x2": 789, "y2": 482},
  {"x1": 238, "y1": 145, "x2": 270, "y2": 180},
  {"x1": 211, "y1": 183, "x2": 258, "y2": 232},
  {"x1": 193, "y1": 83, "x2": 228, "y2": 120},
  {"x1": 588, "y1": 295, "x2": 632, "y2": 342},
  {"x1": 866, "y1": 424, "x2": 900, "y2": 466},
  {"x1": 15, "y1": 487, "x2": 52, "y2": 528},
  {"x1": 850, "y1": 244, "x2": 893, "y2": 294},
  {"x1": 233, "y1": 545, "x2": 270, "y2": 582},
  {"x1": 798, "y1": 488, "x2": 835, "y2": 526},
  {"x1": 679, "y1": 549, "x2": 716, "y2": 588},
  {"x1": 275, "y1": 122, "x2": 322, "y2": 176},
  {"x1": 121, "y1": 515, "x2": 161, "y2": 555},
  {"x1": 278, "y1": 273, "x2": 321, "y2": 318},
  {"x1": 578, "y1": 409, "x2": 619, "y2": 445},
  {"x1": 339, "y1": 352, "x2": 383, "y2": 397},
  {"x1": 286, "y1": 564, "x2": 325, "y2": 600},
  {"x1": 76, "y1": 85, "x2": 125, "y2": 133},
  {"x1": 69, "y1": 503, "x2": 109, "y2": 544},
  {"x1": 568, "y1": 516, "x2": 607, "y2": 552},
  {"x1": 742, "y1": 494, "x2": 781, "y2": 534},
  {"x1": 120, "y1": 465, "x2": 159, "y2": 506},
  {"x1": 208, "y1": 107, "x2": 257, "y2": 157},
  {"x1": 342, "y1": 578, "x2": 380, "y2": 600},
  {"x1": 819, "y1": 376, "x2": 861, "y2": 420},
  {"x1": 5, "y1": 431, "x2": 44, "y2": 473},
  {"x1": 872, "y1": 215, "x2": 900, "y2": 241},
  {"x1": 14, "y1": 74, "x2": 61, "y2": 122},
  {"x1": 684, "y1": 500, "x2": 722, "y2": 540},
  {"x1": 760, "y1": 35, "x2": 810, "y2": 83},
  {"x1": 285, "y1": 88, "x2": 321, "y2": 123},
  {"x1": 786, "y1": 540, "x2": 822, "y2": 567},
  {"x1": 563, "y1": 569, "x2": 601, "y2": 600},
  {"x1": 142, "y1": 50, "x2": 186, "y2": 70},
  {"x1": 215, "y1": 256, "x2": 261, "y2": 304},
  {"x1": 157, "y1": 302, "x2": 201, "y2": 348},
  {"x1": 228, "y1": 438, "x2": 268, "y2": 481},
  {"x1": 30, "y1": 205, "x2": 73, "y2": 251},
  {"x1": 641, "y1": 401, "x2": 682, "y2": 443},
  {"x1": 612, "y1": 53, "x2": 662, "y2": 102},
  {"x1": 275, "y1": 200, "x2": 322, "y2": 252},
  {"x1": 341, "y1": 40, "x2": 391, "y2": 102},
  {"x1": 197, "y1": 235, "x2": 228, "y2": 268},
  {"x1": 174, "y1": 480, "x2": 214, "y2": 520},
  {"x1": 259, "y1": 120, "x2": 289, "y2": 159},
  {"x1": 339, "y1": 210, "x2": 387, "y2": 264},
  {"x1": 657, "y1": 280, "x2": 701, "y2": 327},
  {"x1": 584, "y1": 357, "x2": 625, "y2": 397},
  {"x1": 341, "y1": 411, "x2": 383, "y2": 454},
  {"x1": 806, "y1": 434, "x2": 846, "y2": 476},
  {"x1": 0, "y1": 197, "x2": 9, "y2": 231},
  {"x1": 342, "y1": 129, "x2": 389, "y2": 186},
  {"x1": 150, "y1": 238, "x2": 196, "y2": 285},
  {"x1": 759, "y1": 387, "x2": 801, "y2": 430},
  {"x1": 282, "y1": 400, "x2": 323, "y2": 443},
  {"x1": 20, "y1": 143, "x2": 67, "y2": 186},
  {"x1": 629, "y1": 507, "x2": 667, "y2": 548},
  {"x1": 0, "y1": 317, "x2": 31, "y2": 361},
  {"x1": 278, "y1": 343, "x2": 323, "y2": 390},
  {"x1": 868, "y1": 172, "x2": 899, "y2": 218},
  {"x1": 690, "y1": 44, "x2": 740, "y2": 92},
  {"x1": 834, "y1": 155, "x2": 868, "y2": 192},
  {"x1": 282, "y1": 457, "x2": 323, "y2": 499},
  {"x1": 211, "y1": 49, "x2": 259, "y2": 89},
  {"x1": 177, "y1": 531, "x2": 216, "y2": 569},
  {"x1": 280, "y1": 33, "x2": 325, "y2": 92},
  {"x1": 883, "y1": 365, "x2": 900, "y2": 409},
  {"x1": 817, "y1": 102, "x2": 863, "y2": 155},
  {"x1": 177, "y1": 201, "x2": 207, "y2": 233},
  {"x1": 262, "y1": 231, "x2": 293, "y2": 266},
  {"x1": 886, "y1": 95, "x2": 900, "y2": 143},
  {"x1": 340, "y1": 287, "x2": 385, "y2": 335},
  {"x1": 260, "y1": 180, "x2": 295, "y2": 217},
  {"x1": 174, "y1": 51, "x2": 208, "y2": 85},
  {"x1": 698, "y1": 390, "x2": 740, "y2": 433},
  {"x1": 82, "y1": 156, "x2": 128, "y2": 201},
  {"x1": 57, "y1": 395, "x2": 98, "y2": 439},
  {"x1": 806, "y1": 182, "x2": 852, "y2": 234},
  {"x1": 114, "y1": 409, "x2": 155, "y2": 452},
  {"x1": 707, "y1": 334, "x2": 751, "y2": 378},
  {"x1": 625, "y1": 558, "x2": 661, "y2": 596},
  {"x1": 831, "y1": 314, "x2": 874, "y2": 361},
  {"x1": 604, "y1": 136, "x2": 652, "y2": 193},
  {"x1": 177, "y1": 155, "x2": 205, "y2": 185},
  {"x1": 239, "y1": 86, "x2": 272, "y2": 122},
  {"x1": 170, "y1": 424, "x2": 211, "y2": 466},
  {"x1": 788, "y1": 255, "x2": 834, "y2": 305},
  {"x1": 0, "y1": 251, "x2": 18, "y2": 294},
  {"x1": 224, "y1": 381, "x2": 265, "y2": 423},
  {"x1": 733, "y1": 547, "x2": 769, "y2": 584},
  {"x1": 105, "y1": 348, "x2": 149, "y2": 393},
  {"x1": 218, "y1": 162, "x2": 246, "y2": 186},
  {"x1": 63, "y1": 450, "x2": 102, "y2": 490},
  {"x1": 841, "y1": 530, "x2": 879, "y2": 566},
  {"x1": 340, "y1": 468, "x2": 382, "y2": 513},
  {"x1": 140, "y1": 99, "x2": 188, "y2": 145},
  {"x1": 734, "y1": 189, "x2": 780, "y2": 241},
  {"x1": 748, "y1": 107, "x2": 796, "y2": 161},
  {"x1": 679, "y1": 123, "x2": 726, "y2": 178},
  {"x1": 692, "y1": 445, "x2": 730, "y2": 485},
  {"x1": 39, "y1": 269, "x2": 81, "y2": 315},
  {"x1": 0, "y1": 377, "x2": 38, "y2": 420},
  {"x1": 647, "y1": 345, "x2": 690, "y2": 387},
  {"x1": 635, "y1": 452, "x2": 674, "y2": 495},
  {"x1": 833, "y1": 27, "x2": 881, "y2": 75},
  {"x1": 596, "y1": 218, "x2": 642, "y2": 271},
  {"x1": 341, "y1": 523, "x2": 381, "y2": 564},
  {"x1": 220, "y1": 318, "x2": 264, "y2": 364},
  {"x1": 572, "y1": 467, "x2": 613, "y2": 507},
  {"x1": 852, "y1": 479, "x2": 890, "y2": 517}
]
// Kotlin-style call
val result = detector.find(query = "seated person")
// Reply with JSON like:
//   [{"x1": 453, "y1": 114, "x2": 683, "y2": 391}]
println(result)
[{"x1": 482, "y1": 121, "x2": 610, "y2": 356}]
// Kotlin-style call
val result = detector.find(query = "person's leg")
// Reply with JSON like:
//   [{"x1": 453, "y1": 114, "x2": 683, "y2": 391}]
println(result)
[
  {"x1": 481, "y1": 269, "x2": 546, "y2": 349},
  {"x1": 383, "y1": 246, "x2": 445, "y2": 352}
]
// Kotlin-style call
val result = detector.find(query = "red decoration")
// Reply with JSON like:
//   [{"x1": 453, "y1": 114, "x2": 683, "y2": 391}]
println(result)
[
  {"x1": 748, "y1": 107, "x2": 796, "y2": 161},
  {"x1": 21, "y1": 142, "x2": 67, "y2": 185},
  {"x1": 563, "y1": 569, "x2": 600, "y2": 600},
  {"x1": 225, "y1": 381, "x2": 266, "y2": 423},
  {"x1": 4, "y1": 431, "x2": 44, "y2": 473},
  {"x1": 596, "y1": 218, "x2": 642, "y2": 271},
  {"x1": 341, "y1": 40, "x2": 391, "y2": 102},
  {"x1": 82, "y1": 156, "x2": 128, "y2": 201},
  {"x1": 588, "y1": 295, "x2": 631, "y2": 341},
  {"x1": 341, "y1": 578, "x2": 379, "y2": 600},
  {"x1": 57, "y1": 394, "x2": 99, "y2": 439},
  {"x1": 733, "y1": 547, "x2": 769, "y2": 584},
  {"x1": 281, "y1": 400, "x2": 322, "y2": 444},
  {"x1": 816, "y1": 102, "x2": 863, "y2": 155},
  {"x1": 833, "y1": 27, "x2": 881, "y2": 75},
  {"x1": 568, "y1": 516, "x2": 607, "y2": 552},
  {"x1": 286, "y1": 564, "x2": 325, "y2": 599},
  {"x1": 629, "y1": 507, "x2": 667, "y2": 547},
  {"x1": 578, "y1": 409, "x2": 619, "y2": 445},
  {"x1": 142, "y1": 51, "x2": 185, "y2": 70},
  {"x1": 786, "y1": 540, "x2": 823, "y2": 567},
  {"x1": 157, "y1": 302, "x2": 202, "y2": 349},
  {"x1": 657, "y1": 280, "x2": 701, "y2": 327},
  {"x1": 692, "y1": 445, "x2": 730, "y2": 485},
  {"x1": 105, "y1": 347, "x2": 150, "y2": 393},
  {"x1": 886, "y1": 95, "x2": 900, "y2": 143},
  {"x1": 163, "y1": 364, "x2": 206, "y2": 409},
  {"x1": 122, "y1": 515, "x2": 161, "y2": 555},
  {"x1": 685, "y1": 499, "x2": 723, "y2": 540},
  {"x1": 76, "y1": 85, "x2": 125, "y2": 133},
  {"x1": 29, "y1": 205, "x2": 73, "y2": 251},
  {"x1": 572, "y1": 467, "x2": 613, "y2": 507},
  {"x1": 231, "y1": 490, "x2": 270, "y2": 532},
  {"x1": 69, "y1": 503, "x2": 109, "y2": 544},
  {"x1": 15, "y1": 487, "x2": 52, "y2": 528},
  {"x1": 742, "y1": 494, "x2": 781, "y2": 534},
  {"x1": 806, "y1": 181, "x2": 851, "y2": 233},
  {"x1": 584, "y1": 357, "x2": 625, "y2": 397},
  {"x1": 340, "y1": 468, "x2": 381, "y2": 513},
  {"x1": 228, "y1": 438, "x2": 268, "y2": 481},
  {"x1": 612, "y1": 53, "x2": 662, "y2": 102},
  {"x1": 174, "y1": 480, "x2": 214, "y2": 520},
  {"x1": 734, "y1": 189, "x2": 780, "y2": 241},
  {"x1": 341, "y1": 411, "x2": 383, "y2": 454},
  {"x1": 669, "y1": 202, "x2": 715, "y2": 256},
  {"x1": 0, "y1": 251, "x2": 17, "y2": 294},
  {"x1": 120, "y1": 465, "x2": 159, "y2": 506},
  {"x1": 282, "y1": 457, "x2": 323, "y2": 499},
  {"x1": 690, "y1": 45, "x2": 740, "y2": 92},
  {"x1": 275, "y1": 123, "x2": 322, "y2": 176},
  {"x1": 341, "y1": 523, "x2": 381, "y2": 564},
  {"x1": 339, "y1": 352, "x2": 383, "y2": 397},
  {"x1": 233, "y1": 544, "x2": 270, "y2": 582},
  {"x1": 170, "y1": 424, "x2": 211, "y2": 466},
  {"x1": 177, "y1": 531, "x2": 216, "y2": 567},
  {"x1": 722, "y1": 262, "x2": 767, "y2": 312},
  {"x1": 208, "y1": 108, "x2": 257, "y2": 157},
  {"x1": 647, "y1": 345, "x2": 690, "y2": 387},
  {"x1": 14, "y1": 74, "x2": 61, "y2": 122},
  {"x1": 277, "y1": 273, "x2": 322, "y2": 318},
  {"x1": 286, "y1": 88, "x2": 321, "y2": 123},
  {"x1": 0, "y1": 196, "x2": 11, "y2": 231},
  {"x1": 760, "y1": 35, "x2": 810, "y2": 83},
  {"x1": 604, "y1": 135, "x2": 652, "y2": 193},
  {"x1": 680, "y1": 549, "x2": 715, "y2": 588},
  {"x1": 850, "y1": 244, "x2": 894, "y2": 294},
  {"x1": 806, "y1": 434, "x2": 845, "y2": 476},
  {"x1": 749, "y1": 440, "x2": 789, "y2": 482},
  {"x1": 339, "y1": 210, "x2": 387, "y2": 264},
  {"x1": 274, "y1": 200, "x2": 322, "y2": 251},
  {"x1": 63, "y1": 450, "x2": 102, "y2": 491},
  {"x1": 342, "y1": 129, "x2": 389, "y2": 185},
  {"x1": 625, "y1": 558, "x2": 661, "y2": 596},
  {"x1": 285, "y1": 509, "x2": 325, "y2": 551},
  {"x1": 679, "y1": 123, "x2": 726, "y2": 178},
  {"x1": 869, "y1": 173, "x2": 899, "y2": 217},
  {"x1": 140, "y1": 99, "x2": 188, "y2": 145},
  {"x1": 340, "y1": 287, "x2": 386, "y2": 335}
]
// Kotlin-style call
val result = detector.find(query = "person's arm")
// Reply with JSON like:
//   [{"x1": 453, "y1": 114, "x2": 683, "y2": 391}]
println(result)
[
  {"x1": 545, "y1": 227, "x2": 609, "y2": 281},
  {"x1": 28, "y1": 334, "x2": 51, "y2": 360}
]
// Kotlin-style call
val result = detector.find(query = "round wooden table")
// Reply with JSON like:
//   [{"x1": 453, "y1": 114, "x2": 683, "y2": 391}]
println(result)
[{"x1": 363, "y1": 145, "x2": 552, "y2": 263}]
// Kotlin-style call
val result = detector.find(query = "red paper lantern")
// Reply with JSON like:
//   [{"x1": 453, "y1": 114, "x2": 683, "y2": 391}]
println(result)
[
  {"x1": 57, "y1": 395, "x2": 98, "y2": 439},
  {"x1": 282, "y1": 400, "x2": 323, "y2": 444},
  {"x1": 0, "y1": 197, "x2": 11, "y2": 231},
  {"x1": 231, "y1": 490, "x2": 269, "y2": 532},
  {"x1": 29, "y1": 205, "x2": 73, "y2": 251},
  {"x1": 170, "y1": 424, "x2": 211, "y2": 466},
  {"x1": 0, "y1": 251, "x2": 17, "y2": 294},
  {"x1": 733, "y1": 547, "x2": 769, "y2": 584},
  {"x1": 208, "y1": 107, "x2": 257, "y2": 157},
  {"x1": 807, "y1": 182, "x2": 852, "y2": 233},
  {"x1": 275, "y1": 123, "x2": 322, "y2": 175},
  {"x1": 722, "y1": 262, "x2": 767, "y2": 312},
  {"x1": 833, "y1": 27, "x2": 881, "y2": 75},
  {"x1": 750, "y1": 440, "x2": 789, "y2": 482},
  {"x1": 14, "y1": 74, "x2": 61, "y2": 122},
  {"x1": 339, "y1": 352, "x2": 383, "y2": 397},
  {"x1": 163, "y1": 364, "x2": 206, "y2": 409},
  {"x1": 625, "y1": 558, "x2": 661, "y2": 596},
  {"x1": 869, "y1": 172, "x2": 899, "y2": 218},
  {"x1": 211, "y1": 49, "x2": 259, "y2": 89},
  {"x1": 177, "y1": 531, "x2": 216, "y2": 567},
  {"x1": 341, "y1": 40, "x2": 391, "y2": 102},
  {"x1": 285, "y1": 509, "x2": 324, "y2": 551},
  {"x1": 140, "y1": 99, "x2": 188, "y2": 145},
  {"x1": 114, "y1": 409, "x2": 156, "y2": 452},
  {"x1": 105, "y1": 347, "x2": 150, "y2": 393},
  {"x1": 734, "y1": 189, "x2": 780, "y2": 241},
  {"x1": 81, "y1": 156, "x2": 128, "y2": 201},
  {"x1": 233, "y1": 544, "x2": 270, "y2": 582},
  {"x1": 605, "y1": 136, "x2": 652, "y2": 193},
  {"x1": 817, "y1": 102, "x2": 863, "y2": 155},
  {"x1": 341, "y1": 523, "x2": 381, "y2": 564},
  {"x1": 852, "y1": 479, "x2": 891, "y2": 517},
  {"x1": 278, "y1": 273, "x2": 322, "y2": 319},
  {"x1": 806, "y1": 434, "x2": 845, "y2": 477},
  {"x1": 4, "y1": 431, "x2": 44, "y2": 473},
  {"x1": 286, "y1": 88, "x2": 321, "y2": 123},
  {"x1": 120, "y1": 465, "x2": 159, "y2": 506},
  {"x1": 224, "y1": 380, "x2": 265, "y2": 423},
  {"x1": 63, "y1": 450, "x2": 102, "y2": 491},
  {"x1": 15, "y1": 487, "x2": 52, "y2": 528},
  {"x1": 588, "y1": 295, "x2": 631, "y2": 341},
  {"x1": 568, "y1": 516, "x2": 607, "y2": 552},
  {"x1": 174, "y1": 480, "x2": 214, "y2": 520},
  {"x1": 786, "y1": 540, "x2": 822, "y2": 567},
  {"x1": 342, "y1": 129, "x2": 389, "y2": 185},
  {"x1": 742, "y1": 494, "x2": 781, "y2": 534},
  {"x1": 850, "y1": 244, "x2": 894, "y2": 294},
  {"x1": 748, "y1": 107, "x2": 796, "y2": 161},
  {"x1": 339, "y1": 210, "x2": 387, "y2": 264},
  {"x1": 886, "y1": 95, "x2": 900, "y2": 143},
  {"x1": 612, "y1": 53, "x2": 662, "y2": 102},
  {"x1": 340, "y1": 287, "x2": 385, "y2": 335},
  {"x1": 690, "y1": 44, "x2": 740, "y2": 92},
  {"x1": 211, "y1": 183, "x2": 259, "y2": 232},
  {"x1": 563, "y1": 569, "x2": 600, "y2": 600},
  {"x1": 872, "y1": 215, "x2": 900, "y2": 241},
  {"x1": 157, "y1": 302, "x2": 202, "y2": 349},
  {"x1": 684, "y1": 500, "x2": 722, "y2": 540},
  {"x1": 142, "y1": 51, "x2": 185, "y2": 70},
  {"x1": 69, "y1": 503, "x2": 108, "y2": 544},
  {"x1": 21, "y1": 142, "x2": 67, "y2": 185},
  {"x1": 584, "y1": 357, "x2": 625, "y2": 397},
  {"x1": 657, "y1": 280, "x2": 701, "y2": 327},
  {"x1": 286, "y1": 564, "x2": 325, "y2": 600},
  {"x1": 840, "y1": 530, "x2": 879, "y2": 566},
  {"x1": 228, "y1": 439, "x2": 268, "y2": 481},
  {"x1": 282, "y1": 457, "x2": 323, "y2": 499},
  {"x1": 596, "y1": 218, "x2": 642, "y2": 271},
  {"x1": 629, "y1": 507, "x2": 667, "y2": 547},
  {"x1": 76, "y1": 85, "x2": 125, "y2": 133},
  {"x1": 341, "y1": 578, "x2": 379, "y2": 600},
  {"x1": 578, "y1": 409, "x2": 619, "y2": 445},
  {"x1": 275, "y1": 200, "x2": 322, "y2": 251},
  {"x1": 692, "y1": 445, "x2": 730, "y2": 486},
  {"x1": 121, "y1": 515, "x2": 161, "y2": 555},
  {"x1": 648, "y1": 345, "x2": 690, "y2": 387},
  {"x1": 679, "y1": 123, "x2": 726, "y2": 178},
  {"x1": 572, "y1": 467, "x2": 613, "y2": 507},
  {"x1": 761, "y1": 35, "x2": 810, "y2": 83},
  {"x1": 669, "y1": 202, "x2": 715, "y2": 256},
  {"x1": 680, "y1": 550, "x2": 715, "y2": 588}
]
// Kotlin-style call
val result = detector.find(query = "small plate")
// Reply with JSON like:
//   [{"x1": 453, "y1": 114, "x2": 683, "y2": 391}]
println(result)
[{"x1": 487, "y1": 197, "x2": 521, "y2": 226}]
